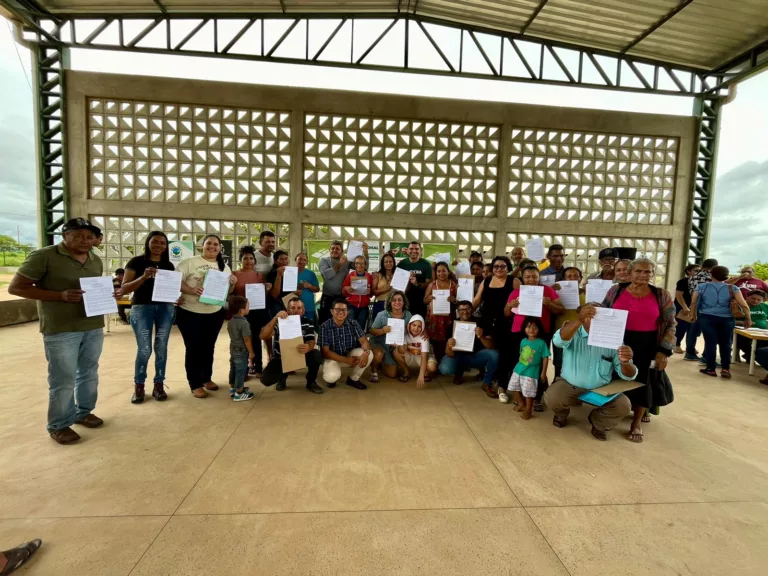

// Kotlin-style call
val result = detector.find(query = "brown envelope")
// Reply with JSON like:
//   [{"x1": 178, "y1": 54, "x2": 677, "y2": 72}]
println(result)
[
  {"x1": 279, "y1": 337, "x2": 307, "y2": 373},
  {"x1": 591, "y1": 380, "x2": 644, "y2": 396},
  {"x1": 282, "y1": 292, "x2": 298, "y2": 309}
]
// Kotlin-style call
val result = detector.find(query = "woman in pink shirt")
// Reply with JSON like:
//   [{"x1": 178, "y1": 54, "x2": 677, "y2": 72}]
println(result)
[
  {"x1": 601, "y1": 257, "x2": 676, "y2": 443},
  {"x1": 342, "y1": 255, "x2": 373, "y2": 331},
  {"x1": 504, "y1": 266, "x2": 564, "y2": 402},
  {"x1": 231, "y1": 245, "x2": 269, "y2": 374}
]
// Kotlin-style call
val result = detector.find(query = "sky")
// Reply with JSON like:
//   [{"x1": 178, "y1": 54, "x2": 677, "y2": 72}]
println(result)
[{"x1": 0, "y1": 17, "x2": 766, "y2": 267}]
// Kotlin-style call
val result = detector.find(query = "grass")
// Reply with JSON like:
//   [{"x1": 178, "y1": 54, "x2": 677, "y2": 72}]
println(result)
[{"x1": 0, "y1": 253, "x2": 30, "y2": 267}]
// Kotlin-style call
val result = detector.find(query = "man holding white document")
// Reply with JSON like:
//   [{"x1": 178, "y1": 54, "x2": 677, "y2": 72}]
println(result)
[
  {"x1": 260, "y1": 298, "x2": 323, "y2": 393},
  {"x1": 544, "y1": 303, "x2": 637, "y2": 441},
  {"x1": 439, "y1": 301, "x2": 499, "y2": 391},
  {"x1": 10, "y1": 218, "x2": 119, "y2": 444}
]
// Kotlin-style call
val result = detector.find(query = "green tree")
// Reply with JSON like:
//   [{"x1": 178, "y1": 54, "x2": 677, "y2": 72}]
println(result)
[
  {"x1": 744, "y1": 261, "x2": 768, "y2": 281},
  {"x1": 0, "y1": 235, "x2": 20, "y2": 266}
]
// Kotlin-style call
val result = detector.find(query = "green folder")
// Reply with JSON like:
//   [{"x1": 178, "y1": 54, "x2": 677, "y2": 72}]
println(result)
[{"x1": 198, "y1": 269, "x2": 229, "y2": 306}]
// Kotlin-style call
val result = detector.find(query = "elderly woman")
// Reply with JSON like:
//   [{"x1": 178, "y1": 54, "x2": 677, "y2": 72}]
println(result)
[
  {"x1": 368, "y1": 290, "x2": 412, "y2": 382},
  {"x1": 601, "y1": 257, "x2": 676, "y2": 443}
]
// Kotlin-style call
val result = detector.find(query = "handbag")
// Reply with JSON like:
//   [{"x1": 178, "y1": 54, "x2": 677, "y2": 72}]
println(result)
[{"x1": 648, "y1": 368, "x2": 674, "y2": 407}]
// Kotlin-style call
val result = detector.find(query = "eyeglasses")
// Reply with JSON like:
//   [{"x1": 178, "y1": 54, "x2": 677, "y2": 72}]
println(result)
[
  {"x1": 633, "y1": 270, "x2": 654, "y2": 275},
  {"x1": 331, "y1": 308, "x2": 347, "y2": 313},
  {"x1": 492, "y1": 264, "x2": 507, "y2": 269},
  {"x1": 458, "y1": 307, "x2": 472, "y2": 313}
]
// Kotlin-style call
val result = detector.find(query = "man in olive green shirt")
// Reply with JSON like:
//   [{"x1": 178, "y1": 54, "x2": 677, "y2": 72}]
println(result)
[{"x1": 9, "y1": 218, "x2": 114, "y2": 445}]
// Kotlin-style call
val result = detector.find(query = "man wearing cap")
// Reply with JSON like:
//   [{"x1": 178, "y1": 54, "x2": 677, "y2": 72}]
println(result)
[
  {"x1": 9, "y1": 218, "x2": 117, "y2": 445},
  {"x1": 587, "y1": 248, "x2": 619, "y2": 282}
]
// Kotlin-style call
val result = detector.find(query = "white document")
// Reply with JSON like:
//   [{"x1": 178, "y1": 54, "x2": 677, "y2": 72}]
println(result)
[
  {"x1": 201, "y1": 269, "x2": 230, "y2": 302},
  {"x1": 245, "y1": 283, "x2": 266, "y2": 310},
  {"x1": 151, "y1": 269, "x2": 182, "y2": 303},
  {"x1": 433, "y1": 252, "x2": 451, "y2": 264},
  {"x1": 351, "y1": 277, "x2": 368, "y2": 295},
  {"x1": 452, "y1": 321, "x2": 476, "y2": 352},
  {"x1": 278, "y1": 314, "x2": 303, "y2": 340},
  {"x1": 347, "y1": 240, "x2": 364, "y2": 263},
  {"x1": 455, "y1": 261, "x2": 471, "y2": 276},
  {"x1": 457, "y1": 277, "x2": 474, "y2": 303},
  {"x1": 525, "y1": 237, "x2": 545, "y2": 262},
  {"x1": 585, "y1": 279, "x2": 613, "y2": 304},
  {"x1": 518, "y1": 284, "x2": 544, "y2": 317},
  {"x1": 587, "y1": 308, "x2": 628, "y2": 350},
  {"x1": 282, "y1": 266, "x2": 298, "y2": 292},
  {"x1": 385, "y1": 318, "x2": 405, "y2": 345},
  {"x1": 540, "y1": 275, "x2": 556, "y2": 287},
  {"x1": 391, "y1": 267, "x2": 411, "y2": 292},
  {"x1": 432, "y1": 289, "x2": 451, "y2": 315},
  {"x1": 557, "y1": 280, "x2": 581, "y2": 310},
  {"x1": 80, "y1": 276, "x2": 118, "y2": 317}
]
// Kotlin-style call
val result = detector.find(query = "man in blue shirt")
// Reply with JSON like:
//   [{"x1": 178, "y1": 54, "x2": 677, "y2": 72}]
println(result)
[
  {"x1": 318, "y1": 298, "x2": 373, "y2": 390},
  {"x1": 543, "y1": 302, "x2": 637, "y2": 441}
]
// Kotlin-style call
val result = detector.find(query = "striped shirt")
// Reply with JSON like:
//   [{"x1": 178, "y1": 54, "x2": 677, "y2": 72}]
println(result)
[
  {"x1": 272, "y1": 316, "x2": 316, "y2": 357},
  {"x1": 318, "y1": 317, "x2": 364, "y2": 356}
]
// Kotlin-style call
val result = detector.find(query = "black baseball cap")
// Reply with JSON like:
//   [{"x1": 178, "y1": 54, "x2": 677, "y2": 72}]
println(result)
[
  {"x1": 598, "y1": 248, "x2": 619, "y2": 259},
  {"x1": 62, "y1": 217, "x2": 101, "y2": 236}
]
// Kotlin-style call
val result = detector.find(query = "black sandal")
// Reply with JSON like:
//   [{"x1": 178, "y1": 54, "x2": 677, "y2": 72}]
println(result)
[{"x1": 1, "y1": 539, "x2": 42, "y2": 575}]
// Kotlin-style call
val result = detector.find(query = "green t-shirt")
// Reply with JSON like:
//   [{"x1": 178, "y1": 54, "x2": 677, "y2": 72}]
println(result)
[
  {"x1": 17, "y1": 243, "x2": 105, "y2": 334},
  {"x1": 396, "y1": 258, "x2": 432, "y2": 286},
  {"x1": 514, "y1": 337, "x2": 550, "y2": 379},
  {"x1": 750, "y1": 302, "x2": 768, "y2": 329}
]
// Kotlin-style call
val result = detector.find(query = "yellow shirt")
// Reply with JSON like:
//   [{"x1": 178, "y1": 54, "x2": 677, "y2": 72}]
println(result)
[
  {"x1": 177, "y1": 256, "x2": 231, "y2": 314},
  {"x1": 555, "y1": 292, "x2": 586, "y2": 331}
]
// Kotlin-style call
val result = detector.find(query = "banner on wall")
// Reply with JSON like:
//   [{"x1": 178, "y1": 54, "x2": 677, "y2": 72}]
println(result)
[
  {"x1": 385, "y1": 242, "x2": 457, "y2": 265},
  {"x1": 169, "y1": 241, "x2": 194, "y2": 269}
]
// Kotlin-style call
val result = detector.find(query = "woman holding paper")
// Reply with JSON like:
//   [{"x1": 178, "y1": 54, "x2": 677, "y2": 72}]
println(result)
[
  {"x1": 232, "y1": 245, "x2": 268, "y2": 375},
  {"x1": 601, "y1": 257, "x2": 676, "y2": 443},
  {"x1": 266, "y1": 251, "x2": 297, "y2": 312},
  {"x1": 122, "y1": 231, "x2": 177, "y2": 404},
  {"x1": 371, "y1": 253, "x2": 397, "y2": 320},
  {"x1": 505, "y1": 266, "x2": 564, "y2": 402},
  {"x1": 424, "y1": 262, "x2": 457, "y2": 362},
  {"x1": 342, "y1": 255, "x2": 374, "y2": 331},
  {"x1": 369, "y1": 290, "x2": 412, "y2": 382},
  {"x1": 472, "y1": 256, "x2": 515, "y2": 398},
  {"x1": 176, "y1": 234, "x2": 236, "y2": 398}
]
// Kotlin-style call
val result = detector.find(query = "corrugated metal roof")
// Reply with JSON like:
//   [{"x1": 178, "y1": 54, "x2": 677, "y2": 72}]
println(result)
[{"x1": 32, "y1": 0, "x2": 768, "y2": 69}]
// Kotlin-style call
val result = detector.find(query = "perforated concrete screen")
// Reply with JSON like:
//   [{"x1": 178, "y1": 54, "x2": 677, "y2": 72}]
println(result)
[
  {"x1": 87, "y1": 99, "x2": 292, "y2": 207},
  {"x1": 508, "y1": 129, "x2": 677, "y2": 224},
  {"x1": 72, "y1": 73, "x2": 692, "y2": 288},
  {"x1": 505, "y1": 233, "x2": 668, "y2": 284},
  {"x1": 303, "y1": 114, "x2": 500, "y2": 216},
  {"x1": 90, "y1": 215, "x2": 290, "y2": 271},
  {"x1": 304, "y1": 225, "x2": 496, "y2": 259}
]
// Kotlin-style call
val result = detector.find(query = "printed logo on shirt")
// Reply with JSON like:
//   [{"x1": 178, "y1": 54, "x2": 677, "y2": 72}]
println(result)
[{"x1": 520, "y1": 345, "x2": 536, "y2": 366}]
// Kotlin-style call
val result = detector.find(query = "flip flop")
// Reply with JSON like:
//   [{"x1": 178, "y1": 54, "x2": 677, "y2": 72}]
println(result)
[
  {"x1": 628, "y1": 427, "x2": 644, "y2": 443},
  {"x1": 369, "y1": 372, "x2": 380, "y2": 383},
  {"x1": 641, "y1": 412, "x2": 651, "y2": 423},
  {"x1": 1, "y1": 539, "x2": 42, "y2": 576}
]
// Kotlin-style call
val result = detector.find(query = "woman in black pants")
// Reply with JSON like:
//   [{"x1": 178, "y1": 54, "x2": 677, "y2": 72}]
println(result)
[{"x1": 176, "y1": 234, "x2": 236, "y2": 398}]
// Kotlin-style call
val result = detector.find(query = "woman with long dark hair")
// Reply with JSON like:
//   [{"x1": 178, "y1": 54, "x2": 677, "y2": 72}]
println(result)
[
  {"x1": 176, "y1": 234, "x2": 236, "y2": 398},
  {"x1": 266, "y1": 250, "x2": 293, "y2": 312},
  {"x1": 372, "y1": 253, "x2": 397, "y2": 319},
  {"x1": 121, "y1": 231, "x2": 176, "y2": 404}
]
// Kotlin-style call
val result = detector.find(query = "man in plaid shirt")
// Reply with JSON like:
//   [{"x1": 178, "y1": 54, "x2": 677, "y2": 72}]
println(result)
[
  {"x1": 685, "y1": 258, "x2": 717, "y2": 361},
  {"x1": 318, "y1": 298, "x2": 373, "y2": 390}
]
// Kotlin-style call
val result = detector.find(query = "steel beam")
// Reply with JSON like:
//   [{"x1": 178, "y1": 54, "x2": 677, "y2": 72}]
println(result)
[
  {"x1": 687, "y1": 95, "x2": 721, "y2": 264},
  {"x1": 621, "y1": 0, "x2": 694, "y2": 54}
]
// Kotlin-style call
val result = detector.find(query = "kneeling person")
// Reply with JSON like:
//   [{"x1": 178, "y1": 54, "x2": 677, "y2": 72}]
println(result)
[
  {"x1": 260, "y1": 297, "x2": 323, "y2": 393},
  {"x1": 318, "y1": 298, "x2": 373, "y2": 390},
  {"x1": 543, "y1": 303, "x2": 637, "y2": 441},
  {"x1": 439, "y1": 301, "x2": 498, "y2": 391},
  {"x1": 396, "y1": 315, "x2": 438, "y2": 389}
]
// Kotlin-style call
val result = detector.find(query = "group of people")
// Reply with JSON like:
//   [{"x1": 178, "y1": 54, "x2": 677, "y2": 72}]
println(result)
[{"x1": 10, "y1": 216, "x2": 767, "y2": 447}]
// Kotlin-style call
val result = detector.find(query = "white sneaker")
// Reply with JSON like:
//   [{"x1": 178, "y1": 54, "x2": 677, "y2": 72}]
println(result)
[{"x1": 498, "y1": 391, "x2": 509, "y2": 404}]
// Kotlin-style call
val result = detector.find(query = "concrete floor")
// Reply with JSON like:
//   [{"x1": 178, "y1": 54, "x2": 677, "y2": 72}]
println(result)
[{"x1": 1, "y1": 321, "x2": 768, "y2": 576}]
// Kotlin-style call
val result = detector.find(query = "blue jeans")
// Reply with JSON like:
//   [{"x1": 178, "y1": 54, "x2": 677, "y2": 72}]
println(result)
[
  {"x1": 699, "y1": 314, "x2": 734, "y2": 371},
  {"x1": 757, "y1": 347, "x2": 768, "y2": 371},
  {"x1": 43, "y1": 328, "x2": 104, "y2": 432},
  {"x1": 685, "y1": 317, "x2": 702, "y2": 355},
  {"x1": 674, "y1": 302, "x2": 691, "y2": 346},
  {"x1": 348, "y1": 305, "x2": 369, "y2": 332},
  {"x1": 130, "y1": 303, "x2": 175, "y2": 385},
  {"x1": 229, "y1": 349, "x2": 249, "y2": 390},
  {"x1": 438, "y1": 349, "x2": 499, "y2": 385}
]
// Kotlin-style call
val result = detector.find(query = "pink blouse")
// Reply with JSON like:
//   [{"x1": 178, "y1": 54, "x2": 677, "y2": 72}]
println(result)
[{"x1": 614, "y1": 289, "x2": 659, "y2": 332}]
